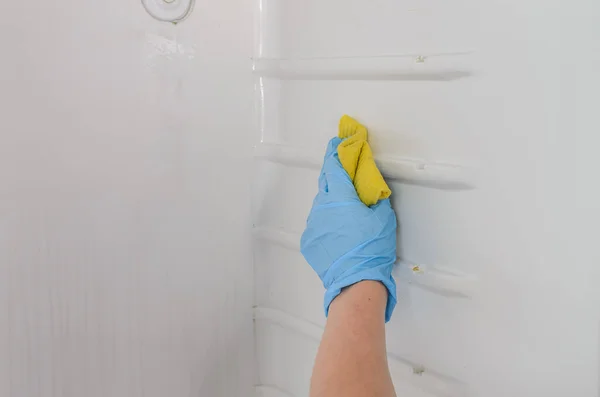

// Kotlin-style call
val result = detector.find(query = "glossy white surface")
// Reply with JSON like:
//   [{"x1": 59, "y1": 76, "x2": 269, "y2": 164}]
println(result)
[
  {"x1": 252, "y1": 0, "x2": 600, "y2": 396},
  {"x1": 0, "y1": 0, "x2": 598, "y2": 396},
  {"x1": 0, "y1": 1, "x2": 254, "y2": 396}
]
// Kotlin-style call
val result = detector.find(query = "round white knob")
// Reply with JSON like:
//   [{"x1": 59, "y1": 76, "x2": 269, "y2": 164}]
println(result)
[{"x1": 142, "y1": 0, "x2": 194, "y2": 22}]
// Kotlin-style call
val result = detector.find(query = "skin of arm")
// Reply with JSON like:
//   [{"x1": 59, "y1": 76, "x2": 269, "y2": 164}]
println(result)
[
  {"x1": 301, "y1": 137, "x2": 398, "y2": 397},
  {"x1": 310, "y1": 280, "x2": 397, "y2": 397}
]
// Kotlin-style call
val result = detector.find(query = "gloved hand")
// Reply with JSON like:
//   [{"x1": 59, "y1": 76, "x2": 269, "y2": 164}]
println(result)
[{"x1": 301, "y1": 137, "x2": 398, "y2": 322}]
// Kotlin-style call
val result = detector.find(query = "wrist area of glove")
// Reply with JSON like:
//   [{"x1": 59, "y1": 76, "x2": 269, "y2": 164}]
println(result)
[{"x1": 323, "y1": 270, "x2": 397, "y2": 323}]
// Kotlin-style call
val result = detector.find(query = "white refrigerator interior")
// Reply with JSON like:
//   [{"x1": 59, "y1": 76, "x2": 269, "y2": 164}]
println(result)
[
  {"x1": 251, "y1": 1, "x2": 600, "y2": 397},
  {"x1": 0, "y1": 1, "x2": 255, "y2": 396},
  {"x1": 1, "y1": 0, "x2": 599, "y2": 396}
]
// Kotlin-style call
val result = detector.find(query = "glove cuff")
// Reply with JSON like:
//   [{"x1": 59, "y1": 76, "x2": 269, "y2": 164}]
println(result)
[{"x1": 323, "y1": 274, "x2": 397, "y2": 322}]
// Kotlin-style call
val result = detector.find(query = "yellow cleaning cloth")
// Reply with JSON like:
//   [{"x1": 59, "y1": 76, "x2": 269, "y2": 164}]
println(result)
[{"x1": 337, "y1": 115, "x2": 391, "y2": 206}]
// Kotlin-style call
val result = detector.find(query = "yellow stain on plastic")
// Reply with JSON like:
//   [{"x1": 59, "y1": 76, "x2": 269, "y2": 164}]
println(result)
[{"x1": 337, "y1": 115, "x2": 391, "y2": 206}]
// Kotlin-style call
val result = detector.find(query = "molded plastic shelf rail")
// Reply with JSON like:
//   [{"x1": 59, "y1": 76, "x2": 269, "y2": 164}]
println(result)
[
  {"x1": 252, "y1": 53, "x2": 475, "y2": 81},
  {"x1": 254, "y1": 143, "x2": 475, "y2": 190},
  {"x1": 253, "y1": 227, "x2": 477, "y2": 299},
  {"x1": 255, "y1": 307, "x2": 468, "y2": 397}
]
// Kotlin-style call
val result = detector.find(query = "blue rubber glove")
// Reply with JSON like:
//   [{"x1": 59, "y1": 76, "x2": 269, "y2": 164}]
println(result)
[{"x1": 301, "y1": 137, "x2": 398, "y2": 322}]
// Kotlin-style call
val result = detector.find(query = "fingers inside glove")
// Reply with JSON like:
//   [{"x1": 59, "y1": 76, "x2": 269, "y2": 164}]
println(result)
[{"x1": 318, "y1": 138, "x2": 360, "y2": 203}]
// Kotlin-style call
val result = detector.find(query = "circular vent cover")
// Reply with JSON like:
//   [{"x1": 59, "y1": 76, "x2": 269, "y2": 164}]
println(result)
[{"x1": 142, "y1": 0, "x2": 194, "y2": 22}]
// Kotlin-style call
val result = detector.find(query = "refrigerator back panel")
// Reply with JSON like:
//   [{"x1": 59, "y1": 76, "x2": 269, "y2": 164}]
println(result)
[{"x1": 252, "y1": 1, "x2": 600, "y2": 396}]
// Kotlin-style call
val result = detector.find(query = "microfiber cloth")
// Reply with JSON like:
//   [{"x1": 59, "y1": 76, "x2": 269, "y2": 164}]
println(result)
[{"x1": 337, "y1": 115, "x2": 391, "y2": 206}]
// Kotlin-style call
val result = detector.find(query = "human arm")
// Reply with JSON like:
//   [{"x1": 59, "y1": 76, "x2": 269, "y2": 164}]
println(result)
[
  {"x1": 300, "y1": 137, "x2": 398, "y2": 397},
  {"x1": 310, "y1": 281, "x2": 396, "y2": 397}
]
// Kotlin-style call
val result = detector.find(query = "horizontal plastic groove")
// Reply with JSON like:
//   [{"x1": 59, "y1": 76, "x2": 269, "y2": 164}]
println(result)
[
  {"x1": 255, "y1": 384, "x2": 297, "y2": 397},
  {"x1": 253, "y1": 227, "x2": 476, "y2": 299},
  {"x1": 255, "y1": 306, "x2": 467, "y2": 397},
  {"x1": 254, "y1": 142, "x2": 475, "y2": 191},
  {"x1": 252, "y1": 53, "x2": 475, "y2": 81}
]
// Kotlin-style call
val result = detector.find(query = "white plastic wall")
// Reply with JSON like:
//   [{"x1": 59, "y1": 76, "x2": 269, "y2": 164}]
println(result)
[
  {"x1": 0, "y1": 1, "x2": 255, "y2": 396},
  {"x1": 252, "y1": 1, "x2": 600, "y2": 397},
  {"x1": 1, "y1": 1, "x2": 599, "y2": 397}
]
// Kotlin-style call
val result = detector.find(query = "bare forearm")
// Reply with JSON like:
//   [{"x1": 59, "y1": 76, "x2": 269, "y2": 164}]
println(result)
[{"x1": 310, "y1": 281, "x2": 397, "y2": 397}]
